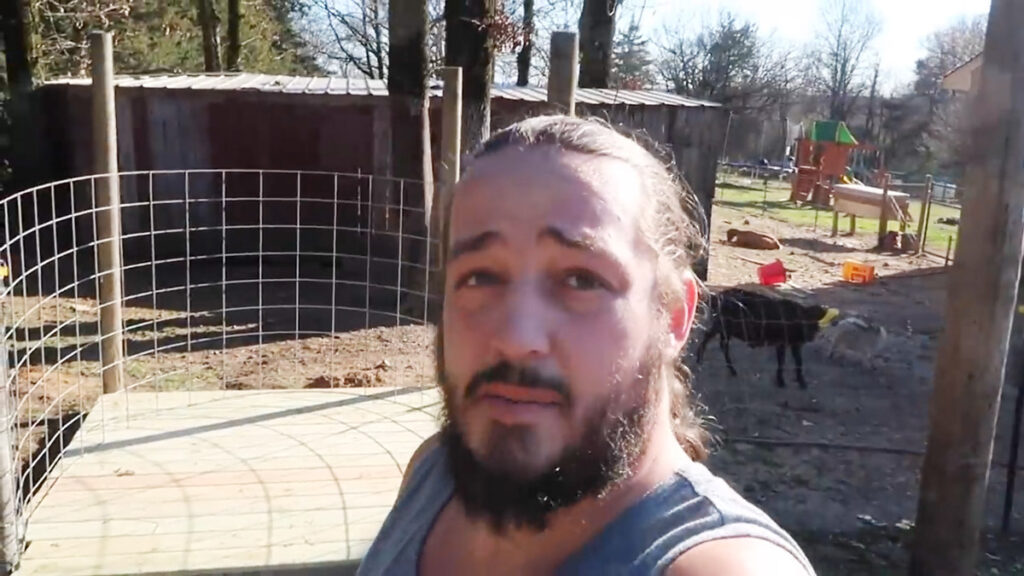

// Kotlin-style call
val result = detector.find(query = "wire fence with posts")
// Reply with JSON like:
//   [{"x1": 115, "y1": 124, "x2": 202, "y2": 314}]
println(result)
[
  {"x1": 714, "y1": 168, "x2": 962, "y2": 264},
  {"x1": 0, "y1": 168, "x2": 441, "y2": 568}
]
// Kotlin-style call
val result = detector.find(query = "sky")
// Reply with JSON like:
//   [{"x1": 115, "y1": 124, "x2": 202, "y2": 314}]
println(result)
[{"x1": 623, "y1": 0, "x2": 991, "y2": 92}]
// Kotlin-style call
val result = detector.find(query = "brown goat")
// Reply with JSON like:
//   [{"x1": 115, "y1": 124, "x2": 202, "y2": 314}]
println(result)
[{"x1": 726, "y1": 228, "x2": 783, "y2": 250}]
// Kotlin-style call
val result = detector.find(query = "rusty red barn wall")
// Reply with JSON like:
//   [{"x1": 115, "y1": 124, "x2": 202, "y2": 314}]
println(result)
[
  {"x1": 37, "y1": 86, "x2": 382, "y2": 262},
  {"x1": 35, "y1": 85, "x2": 726, "y2": 282}
]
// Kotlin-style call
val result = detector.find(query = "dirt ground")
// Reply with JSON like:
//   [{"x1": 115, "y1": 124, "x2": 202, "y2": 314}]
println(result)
[
  {"x1": 8, "y1": 191, "x2": 1023, "y2": 574},
  {"x1": 696, "y1": 200, "x2": 1023, "y2": 574}
]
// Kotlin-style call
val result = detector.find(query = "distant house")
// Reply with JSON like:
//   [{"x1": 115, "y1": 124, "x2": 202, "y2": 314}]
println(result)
[{"x1": 942, "y1": 53, "x2": 983, "y2": 93}]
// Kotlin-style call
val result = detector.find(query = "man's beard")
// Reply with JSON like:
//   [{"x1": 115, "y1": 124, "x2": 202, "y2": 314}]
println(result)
[{"x1": 438, "y1": 354, "x2": 661, "y2": 535}]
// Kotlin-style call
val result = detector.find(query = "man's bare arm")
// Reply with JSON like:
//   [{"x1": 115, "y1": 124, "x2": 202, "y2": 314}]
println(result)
[{"x1": 664, "y1": 537, "x2": 812, "y2": 576}]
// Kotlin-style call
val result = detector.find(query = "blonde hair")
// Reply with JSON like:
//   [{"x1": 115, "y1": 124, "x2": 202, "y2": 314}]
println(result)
[{"x1": 441, "y1": 114, "x2": 711, "y2": 460}]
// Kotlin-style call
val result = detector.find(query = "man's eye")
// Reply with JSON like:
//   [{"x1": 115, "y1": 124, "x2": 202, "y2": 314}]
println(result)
[
  {"x1": 458, "y1": 271, "x2": 502, "y2": 288},
  {"x1": 564, "y1": 271, "x2": 607, "y2": 291}
]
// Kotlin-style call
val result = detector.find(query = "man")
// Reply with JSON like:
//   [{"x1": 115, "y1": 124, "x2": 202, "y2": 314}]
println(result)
[{"x1": 357, "y1": 116, "x2": 815, "y2": 575}]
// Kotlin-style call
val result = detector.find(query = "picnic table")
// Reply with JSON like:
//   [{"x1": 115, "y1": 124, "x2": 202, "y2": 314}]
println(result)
[{"x1": 830, "y1": 183, "x2": 913, "y2": 237}]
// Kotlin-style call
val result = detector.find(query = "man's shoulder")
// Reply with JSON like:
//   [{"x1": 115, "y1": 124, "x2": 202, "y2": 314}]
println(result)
[
  {"x1": 398, "y1": 432, "x2": 441, "y2": 497},
  {"x1": 663, "y1": 537, "x2": 813, "y2": 576},
  {"x1": 627, "y1": 461, "x2": 814, "y2": 576}
]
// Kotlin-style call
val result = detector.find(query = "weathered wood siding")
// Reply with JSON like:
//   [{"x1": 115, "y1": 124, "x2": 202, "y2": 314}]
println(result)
[{"x1": 34, "y1": 86, "x2": 726, "y2": 283}]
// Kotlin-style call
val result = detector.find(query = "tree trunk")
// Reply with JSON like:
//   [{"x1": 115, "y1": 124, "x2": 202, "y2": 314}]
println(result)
[
  {"x1": 445, "y1": 0, "x2": 495, "y2": 153},
  {"x1": 516, "y1": 0, "x2": 534, "y2": 86},
  {"x1": 196, "y1": 0, "x2": 223, "y2": 72},
  {"x1": 372, "y1": 0, "x2": 386, "y2": 79},
  {"x1": 226, "y1": 0, "x2": 242, "y2": 71},
  {"x1": 1, "y1": 0, "x2": 41, "y2": 192},
  {"x1": 387, "y1": 0, "x2": 433, "y2": 320},
  {"x1": 578, "y1": 0, "x2": 617, "y2": 89},
  {"x1": 865, "y1": 64, "x2": 879, "y2": 141}
]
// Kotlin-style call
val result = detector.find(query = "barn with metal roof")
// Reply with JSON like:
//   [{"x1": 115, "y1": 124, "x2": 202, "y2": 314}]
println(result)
[
  {"x1": 33, "y1": 73, "x2": 726, "y2": 280},
  {"x1": 36, "y1": 73, "x2": 726, "y2": 208}
]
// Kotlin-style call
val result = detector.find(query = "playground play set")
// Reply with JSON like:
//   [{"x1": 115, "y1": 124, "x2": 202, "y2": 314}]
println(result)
[{"x1": 752, "y1": 120, "x2": 901, "y2": 287}]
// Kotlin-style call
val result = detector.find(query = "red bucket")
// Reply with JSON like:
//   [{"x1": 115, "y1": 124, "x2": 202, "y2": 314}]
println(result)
[{"x1": 757, "y1": 259, "x2": 788, "y2": 286}]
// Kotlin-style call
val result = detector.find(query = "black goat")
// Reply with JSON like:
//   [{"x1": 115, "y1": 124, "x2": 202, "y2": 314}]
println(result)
[{"x1": 695, "y1": 288, "x2": 838, "y2": 389}]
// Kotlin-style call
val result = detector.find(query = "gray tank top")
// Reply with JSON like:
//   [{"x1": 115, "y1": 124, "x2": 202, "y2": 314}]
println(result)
[{"x1": 356, "y1": 442, "x2": 816, "y2": 575}]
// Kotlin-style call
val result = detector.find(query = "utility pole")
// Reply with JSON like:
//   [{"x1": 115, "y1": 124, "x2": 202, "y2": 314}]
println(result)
[{"x1": 910, "y1": 1, "x2": 1024, "y2": 574}]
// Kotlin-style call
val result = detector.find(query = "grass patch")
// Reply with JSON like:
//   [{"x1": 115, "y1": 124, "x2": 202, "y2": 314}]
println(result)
[{"x1": 714, "y1": 179, "x2": 961, "y2": 255}]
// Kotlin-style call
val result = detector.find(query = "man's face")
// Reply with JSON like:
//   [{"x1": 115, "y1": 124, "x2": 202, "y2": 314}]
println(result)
[{"x1": 439, "y1": 145, "x2": 685, "y2": 530}]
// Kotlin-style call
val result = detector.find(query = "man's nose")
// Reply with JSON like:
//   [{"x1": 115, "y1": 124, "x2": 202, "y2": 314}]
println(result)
[{"x1": 493, "y1": 282, "x2": 552, "y2": 361}]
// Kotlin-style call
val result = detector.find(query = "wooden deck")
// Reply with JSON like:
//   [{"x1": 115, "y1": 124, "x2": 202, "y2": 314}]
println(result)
[{"x1": 16, "y1": 387, "x2": 442, "y2": 576}]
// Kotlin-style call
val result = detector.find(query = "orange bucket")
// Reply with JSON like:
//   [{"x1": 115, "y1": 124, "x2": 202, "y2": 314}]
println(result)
[
  {"x1": 842, "y1": 260, "x2": 876, "y2": 284},
  {"x1": 757, "y1": 259, "x2": 788, "y2": 286}
]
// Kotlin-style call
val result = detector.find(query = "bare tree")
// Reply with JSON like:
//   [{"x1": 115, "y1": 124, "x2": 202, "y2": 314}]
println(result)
[
  {"x1": 578, "y1": 0, "x2": 619, "y2": 88},
  {"x1": 656, "y1": 12, "x2": 799, "y2": 114},
  {"x1": 445, "y1": 0, "x2": 497, "y2": 152},
  {"x1": 804, "y1": 0, "x2": 881, "y2": 121},
  {"x1": 516, "y1": 0, "x2": 534, "y2": 85},
  {"x1": 611, "y1": 15, "x2": 653, "y2": 89},
  {"x1": 226, "y1": 0, "x2": 242, "y2": 71},
  {"x1": 915, "y1": 15, "x2": 986, "y2": 176},
  {"x1": 388, "y1": 0, "x2": 432, "y2": 189},
  {"x1": 26, "y1": 0, "x2": 134, "y2": 77},
  {"x1": 196, "y1": 0, "x2": 223, "y2": 72},
  {"x1": 879, "y1": 15, "x2": 986, "y2": 178},
  {"x1": 304, "y1": 0, "x2": 388, "y2": 77},
  {"x1": 914, "y1": 15, "x2": 987, "y2": 97},
  {"x1": 387, "y1": 0, "x2": 433, "y2": 319},
  {"x1": 863, "y1": 61, "x2": 879, "y2": 142},
  {"x1": 300, "y1": 0, "x2": 447, "y2": 78}
]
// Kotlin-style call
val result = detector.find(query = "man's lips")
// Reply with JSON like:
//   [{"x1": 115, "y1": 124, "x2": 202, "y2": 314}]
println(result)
[{"x1": 477, "y1": 383, "x2": 564, "y2": 405}]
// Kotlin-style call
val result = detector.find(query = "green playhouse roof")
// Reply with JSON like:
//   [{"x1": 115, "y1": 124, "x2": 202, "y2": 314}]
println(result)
[{"x1": 809, "y1": 120, "x2": 859, "y2": 145}]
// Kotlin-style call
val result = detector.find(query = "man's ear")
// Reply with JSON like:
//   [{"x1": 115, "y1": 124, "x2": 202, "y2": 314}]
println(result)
[{"x1": 668, "y1": 272, "x2": 700, "y2": 351}]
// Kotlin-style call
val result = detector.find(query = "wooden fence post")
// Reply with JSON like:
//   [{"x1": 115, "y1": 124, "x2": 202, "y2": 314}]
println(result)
[
  {"x1": 1003, "y1": 371, "x2": 1024, "y2": 533},
  {"x1": 877, "y1": 173, "x2": 891, "y2": 249},
  {"x1": 548, "y1": 31, "x2": 578, "y2": 116},
  {"x1": 910, "y1": 1, "x2": 1024, "y2": 572},
  {"x1": 0, "y1": 295, "x2": 19, "y2": 573},
  {"x1": 917, "y1": 174, "x2": 933, "y2": 255},
  {"x1": 437, "y1": 66, "x2": 463, "y2": 263},
  {"x1": 90, "y1": 32, "x2": 124, "y2": 395}
]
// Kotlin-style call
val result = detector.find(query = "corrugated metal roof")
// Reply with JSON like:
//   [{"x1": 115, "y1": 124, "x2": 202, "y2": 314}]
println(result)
[{"x1": 44, "y1": 72, "x2": 720, "y2": 108}]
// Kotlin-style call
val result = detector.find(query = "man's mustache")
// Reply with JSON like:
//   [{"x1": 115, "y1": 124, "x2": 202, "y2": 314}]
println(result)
[{"x1": 465, "y1": 361, "x2": 570, "y2": 403}]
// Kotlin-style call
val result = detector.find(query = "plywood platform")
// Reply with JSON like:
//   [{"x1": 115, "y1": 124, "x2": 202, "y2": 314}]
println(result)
[{"x1": 16, "y1": 387, "x2": 442, "y2": 576}]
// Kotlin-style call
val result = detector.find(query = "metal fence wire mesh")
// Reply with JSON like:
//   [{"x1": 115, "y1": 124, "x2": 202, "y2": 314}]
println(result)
[
  {"x1": 0, "y1": 167, "x2": 1019, "y2": 572},
  {"x1": 0, "y1": 169, "x2": 441, "y2": 559}
]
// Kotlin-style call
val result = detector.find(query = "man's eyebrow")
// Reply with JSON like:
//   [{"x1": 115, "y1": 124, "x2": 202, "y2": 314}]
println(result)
[
  {"x1": 538, "y1": 226, "x2": 602, "y2": 253},
  {"x1": 449, "y1": 230, "x2": 504, "y2": 261}
]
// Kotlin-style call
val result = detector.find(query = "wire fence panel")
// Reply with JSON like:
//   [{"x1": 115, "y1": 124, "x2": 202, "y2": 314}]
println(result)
[
  {"x1": 698, "y1": 177, "x2": 1023, "y2": 554},
  {"x1": 0, "y1": 170, "x2": 441, "y2": 564}
]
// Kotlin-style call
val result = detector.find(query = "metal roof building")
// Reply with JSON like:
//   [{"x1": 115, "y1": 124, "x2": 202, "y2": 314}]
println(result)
[
  {"x1": 36, "y1": 73, "x2": 724, "y2": 192},
  {"x1": 33, "y1": 73, "x2": 727, "y2": 278},
  {"x1": 44, "y1": 73, "x2": 719, "y2": 107}
]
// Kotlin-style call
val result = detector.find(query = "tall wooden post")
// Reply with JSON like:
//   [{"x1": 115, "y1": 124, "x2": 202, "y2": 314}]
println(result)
[
  {"x1": 910, "y1": 1, "x2": 1024, "y2": 573},
  {"x1": 437, "y1": 66, "x2": 463, "y2": 257},
  {"x1": 547, "y1": 32, "x2": 578, "y2": 116},
  {"x1": 876, "y1": 173, "x2": 891, "y2": 249},
  {"x1": 0, "y1": 284, "x2": 19, "y2": 573},
  {"x1": 916, "y1": 174, "x2": 933, "y2": 255},
  {"x1": 1003, "y1": 367, "x2": 1023, "y2": 533},
  {"x1": 90, "y1": 32, "x2": 124, "y2": 394},
  {"x1": 444, "y1": 0, "x2": 494, "y2": 154}
]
